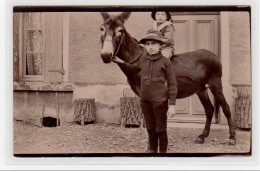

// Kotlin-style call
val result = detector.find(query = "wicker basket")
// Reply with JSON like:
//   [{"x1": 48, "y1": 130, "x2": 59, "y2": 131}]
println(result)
[
  {"x1": 74, "y1": 98, "x2": 96, "y2": 125},
  {"x1": 120, "y1": 88, "x2": 144, "y2": 128},
  {"x1": 234, "y1": 87, "x2": 251, "y2": 129}
]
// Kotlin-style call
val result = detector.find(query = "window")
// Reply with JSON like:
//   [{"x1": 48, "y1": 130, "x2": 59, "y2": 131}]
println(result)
[
  {"x1": 16, "y1": 12, "x2": 65, "y2": 83},
  {"x1": 21, "y1": 13, "x2": 45, "y2": 81}
]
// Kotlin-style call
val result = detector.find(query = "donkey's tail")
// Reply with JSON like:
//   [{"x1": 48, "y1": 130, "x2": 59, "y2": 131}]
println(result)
[{"x1": 214, "y1": 98, "x2": 220, "y2": 124}]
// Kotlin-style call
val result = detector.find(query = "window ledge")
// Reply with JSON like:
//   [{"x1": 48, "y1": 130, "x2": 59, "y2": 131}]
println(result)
[{"x1": 13, "y1": 82, "x2": 75, "y2": 91}]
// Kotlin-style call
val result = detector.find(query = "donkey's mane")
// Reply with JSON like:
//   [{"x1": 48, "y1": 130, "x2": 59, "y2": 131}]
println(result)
[
  {"x1": 122, "y1": 31, "x2": 144, "y2": 60},
  {"x1": 130, "y1": 35, "x2": 139, "y2": 44}
]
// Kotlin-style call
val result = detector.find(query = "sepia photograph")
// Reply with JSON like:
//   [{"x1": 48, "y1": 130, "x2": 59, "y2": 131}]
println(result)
[{"x1": 12, "y1": 6, "x2": 252, "y2": 157}]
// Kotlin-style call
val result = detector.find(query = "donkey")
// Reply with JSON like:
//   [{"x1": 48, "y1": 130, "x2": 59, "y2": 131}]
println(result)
[{"x1": 99, "y1": 12, "x2": 236, "y2": 145}]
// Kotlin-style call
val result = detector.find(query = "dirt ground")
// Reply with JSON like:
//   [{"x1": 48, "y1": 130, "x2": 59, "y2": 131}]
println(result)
[{"x1": 13, "y1": 120, "x2": 251, "y2": 155}]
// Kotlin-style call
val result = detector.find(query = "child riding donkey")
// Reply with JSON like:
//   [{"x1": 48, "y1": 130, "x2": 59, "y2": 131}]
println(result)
[{"x1": 151, "y1": 11, "x2": 175, "y2": 59}]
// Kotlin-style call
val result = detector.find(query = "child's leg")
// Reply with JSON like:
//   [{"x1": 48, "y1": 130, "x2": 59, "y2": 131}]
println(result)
[
  {"x1": 157, "y1": 131, "x2": 168, "y2": 153},
  {"x1": 152, "y1": 100, "x2": 169, "y2": 153},
  {"x1": 141, "y1": 100, "x2": 158, "y2": 153},
  {"x1": 161, "y1": 49, "x2": 173, "y2": 59},
  {"x1": 147, "y1": 128, "x2": 158, "y2": 153}
]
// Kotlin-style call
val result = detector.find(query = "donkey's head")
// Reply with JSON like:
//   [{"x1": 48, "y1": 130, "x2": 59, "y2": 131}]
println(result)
[{"x1": 100, "y1": 12, "x2": 131, "y2": 63}]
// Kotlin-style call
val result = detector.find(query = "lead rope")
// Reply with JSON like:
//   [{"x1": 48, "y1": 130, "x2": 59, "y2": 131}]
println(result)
[
  {"x1": 113, "y1": 18, "x2": 126, "y2": 57},
  {"x1": 113, "y1": 32, "x2": 125, "y2": 57},
  {"x1": 113, "y1": 18, "x2": 143, "y2": 64}
]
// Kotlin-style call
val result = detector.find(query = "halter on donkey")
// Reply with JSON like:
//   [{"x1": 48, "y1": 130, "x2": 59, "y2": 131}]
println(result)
[{"x1": 99, "y1": 12, "x2": 236, "y2": 145}]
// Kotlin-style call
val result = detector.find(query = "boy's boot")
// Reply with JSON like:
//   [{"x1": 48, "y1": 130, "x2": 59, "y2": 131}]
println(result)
[
  {"x1": 146, "y1": 128, "x2": 158, "y2": 153},
  {"x1": 157, "y1": 131, "x2": 168, "y2": 153}
]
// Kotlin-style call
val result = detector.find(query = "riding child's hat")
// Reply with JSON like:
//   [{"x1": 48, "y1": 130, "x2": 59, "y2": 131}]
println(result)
[
  {"x1": 151, "y1": 11, "x2": 172, "y2": 21},
  {"x1": 139, "y1": 30, "x2": 164, "y2": 44}
]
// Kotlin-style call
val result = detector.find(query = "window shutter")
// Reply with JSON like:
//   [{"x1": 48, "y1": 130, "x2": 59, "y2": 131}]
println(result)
[
  {"x1": 13, "y1": 13, "x2": 20, "y2": 81},
  {"x1": 45, "y1": 13, "x2": 64, "y2": 83}
]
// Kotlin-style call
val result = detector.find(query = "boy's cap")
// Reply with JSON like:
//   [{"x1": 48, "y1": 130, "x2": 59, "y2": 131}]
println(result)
[{"x1": 139, "y1": 30, "x2": 164, "y2": 44}]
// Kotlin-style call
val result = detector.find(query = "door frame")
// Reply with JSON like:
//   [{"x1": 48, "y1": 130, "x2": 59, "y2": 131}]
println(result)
[
  {"x1": 62, "y1": 12, "x2": 70, "y2": 83},
  {"x1": 219, "y1": 12, "x2": 233, "y2": 125}
]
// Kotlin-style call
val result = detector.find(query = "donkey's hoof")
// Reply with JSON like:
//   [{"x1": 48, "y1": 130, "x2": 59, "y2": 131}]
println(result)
[
  {"x1": 228, "y1": 139, "x2": 236, "y2": 145},
  {"x1": 195, "y1": 137, "x2": 204, "y2": 144}
]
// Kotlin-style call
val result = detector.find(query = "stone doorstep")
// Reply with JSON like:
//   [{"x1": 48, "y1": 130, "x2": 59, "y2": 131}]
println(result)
[{"x1": 167, "y1": 122, "x2": 229, "y2": 130}]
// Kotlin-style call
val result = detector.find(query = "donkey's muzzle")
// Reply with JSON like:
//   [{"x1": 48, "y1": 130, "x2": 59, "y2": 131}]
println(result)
[{"x1": 101, "y1": 52, "x2": 113, "y2": 63}]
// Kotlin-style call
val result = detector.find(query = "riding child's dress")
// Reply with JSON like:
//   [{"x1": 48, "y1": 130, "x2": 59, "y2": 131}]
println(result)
[{"x1": 152, "y1": 21, "x2": 175, "y2": 56}]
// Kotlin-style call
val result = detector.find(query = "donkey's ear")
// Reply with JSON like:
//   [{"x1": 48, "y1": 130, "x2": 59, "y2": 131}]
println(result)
[
  {"x1": 101, "y1": 12, "x2": 110, "y2": 21},
  {"x1": 118, "y1": 12, "x2": 131, "y2": 23}
]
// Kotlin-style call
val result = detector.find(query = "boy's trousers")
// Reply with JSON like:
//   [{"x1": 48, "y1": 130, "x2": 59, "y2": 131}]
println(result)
[
  {"x1": 141, "y1": 100, "x2": 169, "y2": 153},
  {"x1": 141, "y1": 100, "x2": 168, "y2": 132}
]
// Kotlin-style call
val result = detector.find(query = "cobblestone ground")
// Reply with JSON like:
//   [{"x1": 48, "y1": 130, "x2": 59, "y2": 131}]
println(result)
[{"x1": 13, "y1": 120, "x2": 251, "y2": 155}]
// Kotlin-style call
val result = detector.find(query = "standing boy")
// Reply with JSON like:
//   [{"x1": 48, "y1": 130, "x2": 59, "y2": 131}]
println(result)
[{"x1": 113, "y1": 30, "x2": 178, "y2": 153}]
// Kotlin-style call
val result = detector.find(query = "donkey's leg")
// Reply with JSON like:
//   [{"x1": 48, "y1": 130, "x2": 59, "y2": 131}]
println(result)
[
  {"x1": 208, "y1": 77, "x2": 236, "y2": 145},
  {"x1": 195, "y1": 88, "x2": 214, "y2": 144}
]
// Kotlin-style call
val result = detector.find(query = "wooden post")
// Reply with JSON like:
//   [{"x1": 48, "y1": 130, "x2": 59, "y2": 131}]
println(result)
[
  {"x1": 40, "y1": 104, "x2": 45, "y2": 127},
  {"x1": 121, "y1": 117, "x2": 125, "y2": 127},
  {"x1": 56, "y1": 92, "x2": 59, "y2": 127},
  {"x1": 140, "y1": 119, "x2": 144, "y2": 129},
  {"x1": 81, "y1": 113, "x2": 85, "y2": 126}
]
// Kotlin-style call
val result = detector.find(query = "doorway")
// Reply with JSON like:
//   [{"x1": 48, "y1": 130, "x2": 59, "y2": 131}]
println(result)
[{"x1": 169, "y1": 14, "x2": 219, "y2": 123}]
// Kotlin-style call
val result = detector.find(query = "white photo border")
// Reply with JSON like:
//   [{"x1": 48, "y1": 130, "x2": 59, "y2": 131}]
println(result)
[{"x1": 1, "y1": 0, "x2": 259, "y2": 171}]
